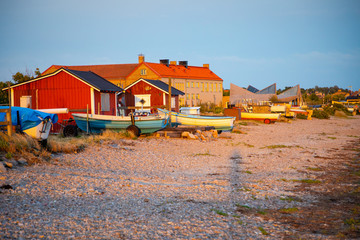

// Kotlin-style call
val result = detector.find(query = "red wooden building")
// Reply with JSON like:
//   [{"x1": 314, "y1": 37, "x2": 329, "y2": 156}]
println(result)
[
  {"x1": 123, "y1": 78, "x2": 184, "y2": 114},
  {"x1": 5, "y1": 68, "x2": 122, "y2": 132}
]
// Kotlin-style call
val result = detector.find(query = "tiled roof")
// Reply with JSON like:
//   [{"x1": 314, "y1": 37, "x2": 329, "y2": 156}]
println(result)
[
  {"x1": 43, "y1": 61, "x2": 222, "y2": 81},
  {"x1": 144, "y1": 62, "x2": 222, "y2": 80},
  {"x1": 124, "y1": 79, "x2": 184, "y2": 96},
  {"x1": 7, "y1": 68, "x2": 123, "y2": 92},
  {"x1": 66, "y1": 69, "x2": 123, "y2": 92},
  {"x1": 145, "y1": 79, "x2": 184, "y2": 95},
  {"x1": 43, "y1": 64, "x2": 138, "y2": 80}
]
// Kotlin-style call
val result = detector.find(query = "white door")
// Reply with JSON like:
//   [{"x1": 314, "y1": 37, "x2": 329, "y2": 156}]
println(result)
[{"x1": 20, "y1": 96, "x2": 32, "y2": 108}]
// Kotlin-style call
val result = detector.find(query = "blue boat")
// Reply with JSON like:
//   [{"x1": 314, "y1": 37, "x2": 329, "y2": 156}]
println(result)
[
  {"x1": 0, "y1": 107, "x2": 58, "y2": 141},
  {"x1": 72, "y1": 113, "x2": 168, "y2": 136}
]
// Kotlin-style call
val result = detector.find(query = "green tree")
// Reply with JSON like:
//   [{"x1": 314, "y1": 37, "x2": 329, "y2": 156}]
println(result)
[
  {"x1": 309, "y1": 93, "x2": 319, "y2": 102},
  {"x1": 332, "y1": 94, "x2": 345, "y2": 101},
  {"x1": 12, "y1": 68, "x2": 41, "y2": 84},
  {"x1": 0, "y1": 81, "x2": 12, "y2": 104},
  {"x1": 0, "y1": 68, "x2": 41, "y2": 104},
  {"x1": 269, "y1": 95, "x2": 278, "y2": 103}
]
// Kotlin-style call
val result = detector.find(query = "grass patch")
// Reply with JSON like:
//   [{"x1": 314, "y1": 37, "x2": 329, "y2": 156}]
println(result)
[
  {"x1": 243, "y1": 143, "x2": 254, "y2": 148},
  {"x1": 258, "y1": 226, "x2": 269, "y2": 235},
  {"x1": 327, "y1": 136, "x2": 337, "y2": 140},
  {"x1": 257, "y1": 210, "x2": 267, "y2": 215},
  {"x1": 265, "y1": 144, "x2": 289, "y2": 149},
  {"x1": 5, "y1": 152, "x2": 12, "y2": 159},
  {"x1": 263, "y1": 144, "x2": 302, "y2": 149},
  {"x1": 230, "y1": 142, "x2": 254, "y2": 147},
  {"x1": 344, "y1": 218, "x2": 360, "y2": 226},
  {"x1": 47, "y1": 136, "x2": 86, "y2": 153},
  {"x1": 278, "y1": 178, "x2": 290, "y2": 182},
  {"x1": 306, "y1": 167, "x2": 323, "y2": 171},
  {"x1": 292, "y1": 179, "x2": 322, "y2": 184},
  {"x1": 243, "y1": 170, "x2": 253, "y2": 174},
  {"x1": 280, "y1": 196, "x2": 302, "y2": 202},
  {"x1": 212, "y1": 209, "x2": 228, "y2": 217},
  {"x1": 235, "y1": 204, "x2": 252, "y2": 209},
  {"x1": 279, "y1": 207, "x2": 299, "y2": 213},
  {"x1": 238, "y1": 187, "x2": 251, "y2": 192},
  {"x1": 0, "y1": 130, "x2": 138, "y2": 165},
  {"x1": 192, "y1": 151, "x2": 216, "y2": 157}
]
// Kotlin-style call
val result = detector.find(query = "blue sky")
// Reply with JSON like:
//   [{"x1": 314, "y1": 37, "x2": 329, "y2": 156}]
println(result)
[{"x1": 0, "y1": 0, "x2": 359, "y2": 91}]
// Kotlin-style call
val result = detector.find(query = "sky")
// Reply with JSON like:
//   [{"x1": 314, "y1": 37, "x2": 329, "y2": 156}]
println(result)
[{"x1": 0, "y1": 0, "x2": 359, "y2": 91}]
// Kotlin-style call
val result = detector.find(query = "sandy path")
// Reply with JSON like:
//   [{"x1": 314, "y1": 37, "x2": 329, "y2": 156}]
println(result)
[{"x1": 1, "y1": 116, "x2": 360, "y2": 239}]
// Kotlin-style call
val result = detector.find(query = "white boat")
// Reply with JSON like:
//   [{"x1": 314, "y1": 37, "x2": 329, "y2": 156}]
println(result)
[
  {"x1": 72, "y1": 113, "x2": 168, "y2": 136},
  {"x1": 158, "y1": 109, "x2": 235, "y2": 131}
]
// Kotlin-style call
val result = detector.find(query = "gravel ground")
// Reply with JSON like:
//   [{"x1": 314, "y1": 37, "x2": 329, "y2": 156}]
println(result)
[{"x1": 1, "y1": 116, "x2": 360, "y2": 239}]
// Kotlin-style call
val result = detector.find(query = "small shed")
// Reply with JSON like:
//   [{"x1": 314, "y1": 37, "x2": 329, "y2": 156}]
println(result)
[
  {"x1": 123, "y1": 78, "x2": 184, "y2": 114},
  {"x1": 4, "y1": 68, "x2": 122, "y2": 132}
]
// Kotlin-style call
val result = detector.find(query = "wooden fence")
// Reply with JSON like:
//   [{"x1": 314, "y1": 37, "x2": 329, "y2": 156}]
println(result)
[{"x1": 0, "y1": 108, "x2": 13, "y2": 136}]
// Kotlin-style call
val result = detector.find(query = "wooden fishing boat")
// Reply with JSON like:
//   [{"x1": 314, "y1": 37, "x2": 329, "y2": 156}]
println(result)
[
  {"x1": 158, "y1": 109, "x2": 235, "y2": 131},
  {"x1": 72, "y1": 113, "x2": 168, "y2": 136},
  {"x1": 239, "y1": 112, "x2": 281, "y2": 124},
  {"x1": 289, "y1": 108, "x2": 309, "y2": 116},
  {"x1": 0, "y1": 106, "x2": 58, "y2": 142}
]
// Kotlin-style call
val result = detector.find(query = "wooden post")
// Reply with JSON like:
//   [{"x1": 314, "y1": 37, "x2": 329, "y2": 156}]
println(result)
[
  {"x1": 7, "y1": 83, "x2": 12, "y2": 136},
  {"x1": 98, "y1": 102, "x2": 100, "y2": 115},
  {"x1": 168, "y1": 77, "x2": 172, "y2": 111},
  {"x1": 168, "y1": 78, "x2": 172, "y2": 127},
  {"x1": 86, "y1": 104, "x2": 89, "y2": 134}
]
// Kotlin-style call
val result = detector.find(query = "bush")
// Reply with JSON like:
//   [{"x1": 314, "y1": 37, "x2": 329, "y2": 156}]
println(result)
[
  {"x1": 296, "y1": 114, "x2": 307, "y2": 119},
  {"x1": 323, "y1": 103, "x2": 352, "y2": 116},
  {"x1": 199, "y1": 103, "x2": 223, "y2": 114},
  {"x1": 312, "y1": 109, "x2": 330, "y2": 119}
]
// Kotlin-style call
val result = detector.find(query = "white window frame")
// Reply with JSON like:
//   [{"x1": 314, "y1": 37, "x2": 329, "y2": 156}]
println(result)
[{"x1": 135, "y1": 94, "x2": 151, "y2": 112}]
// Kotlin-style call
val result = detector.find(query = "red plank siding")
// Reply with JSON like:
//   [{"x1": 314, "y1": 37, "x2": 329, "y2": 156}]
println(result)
[
  {"x1": 125, "y1": 80, "x2": 179, "y2": 113},
  {"x1": 11, "y1": 70, "x2": 117, "y2": 133}
]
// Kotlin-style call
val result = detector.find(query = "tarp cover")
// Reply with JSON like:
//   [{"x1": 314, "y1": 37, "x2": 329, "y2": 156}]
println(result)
[{"x1": 0, "y1": 107, "x2": 58, "y2": 131}]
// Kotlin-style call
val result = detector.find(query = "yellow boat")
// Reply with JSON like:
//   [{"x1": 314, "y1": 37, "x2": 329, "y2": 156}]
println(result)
[
  {"x1": 158, "y1": 109, "x2": 235, "y2": 131},
  {"x1": 239, "y1": 112, "x2": 281, "y2": 124}
]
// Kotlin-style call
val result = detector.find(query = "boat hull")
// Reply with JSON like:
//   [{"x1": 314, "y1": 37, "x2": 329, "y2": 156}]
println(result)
[
  {"x1": 159, "y1": 109, "x2": 235, "y2": 131},
  {"x1": 240, "y1": 112, "x2": 280, "y2": 123},
  {"x1": 23, "y1": 119, "x2": 52, "y2": 141},
  {"x1": 72, "y1": 113, "x2": 167, "y2": 134}
]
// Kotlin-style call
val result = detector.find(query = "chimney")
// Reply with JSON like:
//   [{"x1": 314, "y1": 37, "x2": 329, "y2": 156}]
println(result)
[
  {"x1": 160, "y1": 59, "x2": 170, "y2": 67},
  {"x1": 138, "y1": 54, "x2": 145, "y2": 63},
  {"x1": 203, "y1": 64, "x2": 209, "y2": 69},
  {"x1": 170, "y1": 61, "x2": 177, "y2": 65},
  {"x1": 179, "y1": 61, "x2": 188, "y2": 68}
]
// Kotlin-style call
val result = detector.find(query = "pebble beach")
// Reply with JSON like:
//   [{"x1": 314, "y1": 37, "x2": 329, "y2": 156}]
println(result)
[{"x1": 1, "y1": 116, "x2": 360, "y2": 239}]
